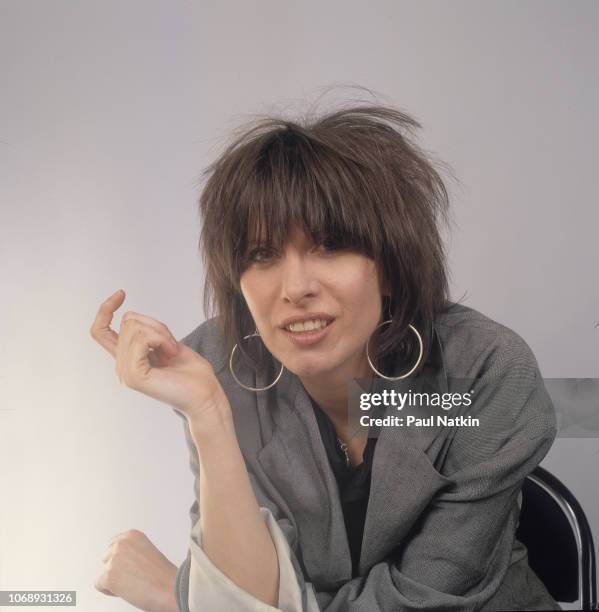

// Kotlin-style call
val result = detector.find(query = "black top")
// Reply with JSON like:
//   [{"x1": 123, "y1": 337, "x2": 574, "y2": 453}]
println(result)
[
  {"x1": 307, "y1": 329, "x2": 445, "y2": 577},
  {"x1": 310, "y1": 397, "x2": 379, "y2": 578}
]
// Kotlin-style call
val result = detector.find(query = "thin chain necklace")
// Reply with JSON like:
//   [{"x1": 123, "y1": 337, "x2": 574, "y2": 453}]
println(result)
[{"x1": 337, "y1": 437, "x2": 351, "y2": 467}]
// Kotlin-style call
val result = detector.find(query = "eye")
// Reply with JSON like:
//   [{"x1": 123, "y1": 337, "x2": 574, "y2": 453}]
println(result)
[
  {"x1": 317, "y1": 236, "x2": 344, "y2": 252},
  {"x1": 248, "y1": 247, "x2": 276, "y2": 263}
]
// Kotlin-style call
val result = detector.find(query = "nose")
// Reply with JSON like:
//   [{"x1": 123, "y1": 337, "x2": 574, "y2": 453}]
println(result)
[{"x1": 280, "y1": 252, "x2": 319, "y2": 305}]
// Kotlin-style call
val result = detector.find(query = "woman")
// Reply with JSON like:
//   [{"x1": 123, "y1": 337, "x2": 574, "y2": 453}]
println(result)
[{"x1": 90, "y1": 105, "x2": 560, "y2": 611}]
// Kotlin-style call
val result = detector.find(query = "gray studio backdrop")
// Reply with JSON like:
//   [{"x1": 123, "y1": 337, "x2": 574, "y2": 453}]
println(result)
[{"x1": 1, "y1": 1, "x2": 597, "y2": 610}]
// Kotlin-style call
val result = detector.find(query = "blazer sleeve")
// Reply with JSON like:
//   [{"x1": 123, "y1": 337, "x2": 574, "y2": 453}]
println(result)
[
  {"x1": 173, "y1": 416, "x2": 307, "y2": 612},
  {"x1": 296, "y1": 340, "x2": 559, "y2": 611}
]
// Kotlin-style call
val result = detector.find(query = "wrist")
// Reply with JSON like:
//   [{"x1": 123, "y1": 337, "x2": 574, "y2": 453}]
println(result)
[
  {"x1": 188, "y1": 411, "x2": 243, "y2": 475},
  {"x1": 158, "y1": 590, "x2": 179, "y2": 612},
  {"x1": 187, "y1": 398, "x2": 236, "y2": 450},
  {"x1": 154, "y1": 564, "x2": 179, "y2": 612},
  {"x1": 184, "y1": 388, "x2": 233, "y2": 434},
  {"x1": 188, "y1": 414, "x2": 236, "y2": 451}
]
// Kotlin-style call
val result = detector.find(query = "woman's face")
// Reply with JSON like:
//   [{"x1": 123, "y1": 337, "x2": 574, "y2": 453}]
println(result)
[{"x1": 239, "y1": 226, "x2": 384, "y2": 381}]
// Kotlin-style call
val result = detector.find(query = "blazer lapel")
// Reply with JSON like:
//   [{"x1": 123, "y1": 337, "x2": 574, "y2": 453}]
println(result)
[
  {"x1": 359, "y1": 415, "x2": 453, "y2": 573},
  {"x1": 359, "y1": 336, "x2": 453, "y2": 574},
  {"x1": 256, "y1": 375, "x2": 353, "y2": 588}
]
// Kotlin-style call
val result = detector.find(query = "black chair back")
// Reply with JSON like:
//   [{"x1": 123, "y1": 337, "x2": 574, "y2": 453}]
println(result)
[{"x1": 516, "y1": 466, "x2": 597, "y2": 610}]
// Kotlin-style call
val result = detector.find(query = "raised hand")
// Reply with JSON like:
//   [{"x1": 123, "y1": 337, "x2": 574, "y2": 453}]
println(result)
[{"x1": 90, "y1": 289, "x2": 231, "y2": 428}]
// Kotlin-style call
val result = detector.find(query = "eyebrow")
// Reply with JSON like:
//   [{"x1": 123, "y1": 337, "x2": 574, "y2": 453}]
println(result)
[{"x1": 247, "y1": 236, "x2": 272, "y2": 246}]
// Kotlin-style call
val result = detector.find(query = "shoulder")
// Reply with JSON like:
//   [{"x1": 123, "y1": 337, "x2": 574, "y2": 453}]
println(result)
[
  {"x1": 434, "y1": 301, "x2": 541, "y2": 381},
  {"x1": 435, "y1": 303, "x2": 557, "y2": 467},
  {"x1": 178, "y1": 316, "x2": 229, "y2": 374}
]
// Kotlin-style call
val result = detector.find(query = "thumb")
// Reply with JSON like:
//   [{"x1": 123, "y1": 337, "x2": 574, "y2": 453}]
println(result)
[
  {"x1": 94, "y1": 574, "x2": 117, "y2": 597},
  {"x1": 148, "y1": 341, "x2": 179, "y2": 368}
]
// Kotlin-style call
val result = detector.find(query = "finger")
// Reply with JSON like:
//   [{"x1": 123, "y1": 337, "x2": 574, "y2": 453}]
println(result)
[
  {"x1": 119, "y1": 321, "x2": 179, "y2": 365},
  {"x1": 148, "y1": 347, "x2": 174, "y2": 368},
  {"x1": 107, "y1": 530, "x2": 129, "y2": 545},
  {"x1": 105, "y1": 529, "x2": 136, "y2": 553},
  {"x1": 101, "y1": 542, "x2": 115, "y2": 564},
  {"x1": 127, "y1": 324, "x2": 179, "y2": 368},
  {"x1": 118, "y1": 317, "x2": 178, "y2": 373},
  {"x1": 117, "y1": 322, "x2": 179, "y2": 385},
  {"x1": 107, "y1": 528, "x2": 145, "y2": 545},
  {"x1": 120, "y1": 311, "x2": 178, "y2": 345},
  {"x1": 94, "y1": 573, "x2": 117, "y2": 596},
  {"x1": 90, "y1": 290, "x2": 126, "y2": 357}
]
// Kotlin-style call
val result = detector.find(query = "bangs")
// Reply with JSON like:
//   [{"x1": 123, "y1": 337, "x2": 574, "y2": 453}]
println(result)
[{"x1": 232, "y1": 126, "x2": 381, "y2": 271}]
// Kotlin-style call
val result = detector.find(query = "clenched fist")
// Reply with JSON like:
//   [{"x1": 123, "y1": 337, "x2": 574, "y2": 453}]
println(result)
[{"x1": 95, "y1": 529, "x2": 178, "y2": 612}]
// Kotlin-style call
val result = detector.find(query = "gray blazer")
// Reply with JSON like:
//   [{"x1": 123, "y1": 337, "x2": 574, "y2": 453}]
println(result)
[{"x1": 174, "y1": 302, "x2": 560, "y2": 611}]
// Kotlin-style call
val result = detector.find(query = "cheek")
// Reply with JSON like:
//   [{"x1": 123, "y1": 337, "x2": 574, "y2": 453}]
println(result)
[
  {"x1": 351, "y1": 289, "x2": 382, "y2": 332},
  {"x1": 338, "y1": 264, "x2": 382, "y2": 314},
  {"x1": 239, "y1": 279, "x2": 259, "y2": 327},
  {"x1": 240, "y1": 272, "x2": 276, "y2": 322},
  {"x1": 329, "y1": 270, "x2": 382, "y2": 346}
]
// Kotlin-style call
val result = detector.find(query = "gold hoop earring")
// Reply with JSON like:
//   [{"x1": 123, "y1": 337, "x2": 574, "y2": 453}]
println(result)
[
  {"x1": 229, "y1": 330, "x2": 285, "y2": 392},
  {"x1": 366, "y1": 320, "x2": 423, "y2": 380}
]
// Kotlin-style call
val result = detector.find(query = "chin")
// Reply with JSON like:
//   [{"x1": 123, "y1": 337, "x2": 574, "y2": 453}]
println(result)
[{"x1": 284, "y1": 355, "x2": 335, "y2": 380}]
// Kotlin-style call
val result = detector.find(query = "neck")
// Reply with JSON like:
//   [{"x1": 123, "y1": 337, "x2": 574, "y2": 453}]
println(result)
[{"x1": 300, "y1": 352, "x2": 374, "y2": 428}]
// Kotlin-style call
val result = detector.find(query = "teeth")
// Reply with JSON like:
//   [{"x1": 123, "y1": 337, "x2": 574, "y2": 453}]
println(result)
[{"x1": 286, "y1": 319, "x2": 330, "y2": 332}]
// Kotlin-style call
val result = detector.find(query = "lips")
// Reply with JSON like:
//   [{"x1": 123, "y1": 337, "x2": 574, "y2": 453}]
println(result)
[
  {"x1": 280, "y1": 313, "x2": 335, "y2": 331},
  {"x1": 280, "y1": 313, "x2": 335, "y2": 347}
]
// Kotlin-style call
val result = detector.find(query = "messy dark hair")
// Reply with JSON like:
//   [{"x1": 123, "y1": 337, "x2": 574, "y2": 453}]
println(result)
[{"x1": 198, "y1": 104, "x2": 452, "y2": 380}]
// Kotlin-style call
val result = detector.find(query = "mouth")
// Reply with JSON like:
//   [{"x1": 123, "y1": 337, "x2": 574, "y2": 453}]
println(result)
[{"x1": 280, "y1": 314, "x2": 335, "y2": 347}]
